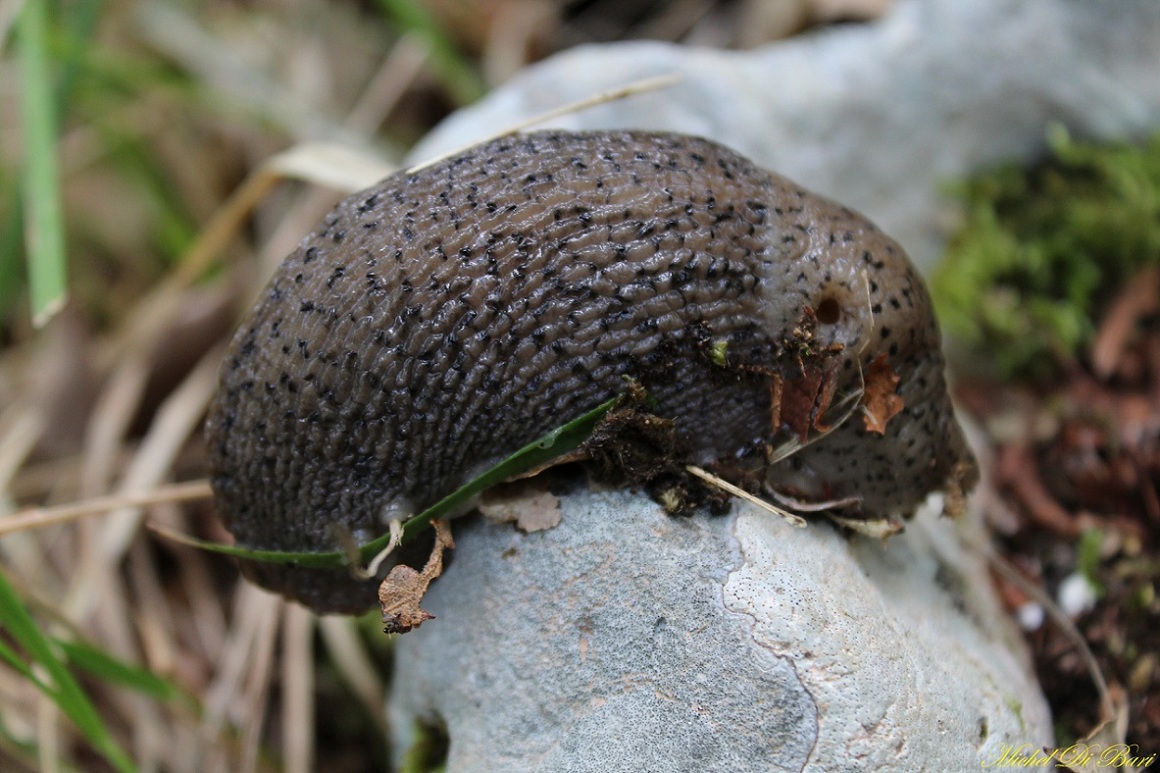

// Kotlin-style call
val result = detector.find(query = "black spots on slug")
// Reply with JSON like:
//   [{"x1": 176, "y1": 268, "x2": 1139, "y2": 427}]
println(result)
[
  {"x1": 860, "y1": 249, "x2": 887, "y2": 270},
  {"x1": 356, "y1": 194, "x2": 380, "y2": 214},
  {"x1": 303, "y1": 247, "x2": 319, "y2": 264},
  {"x1": 237, "y1": 338, "x2": 256, "y2": 361},
  {"x1": 365, "y1": 273, "x2": 386, "y2": 297}
]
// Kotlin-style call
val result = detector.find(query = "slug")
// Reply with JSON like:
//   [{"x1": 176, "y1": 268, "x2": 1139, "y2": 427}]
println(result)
[{"x1": 205, "y1": 130, "x2": 976, "y2": 613}]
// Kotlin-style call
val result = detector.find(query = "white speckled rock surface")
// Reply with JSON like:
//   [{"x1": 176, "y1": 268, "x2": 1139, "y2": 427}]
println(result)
[
  {"x1": 388, "y1": 488, "x2": 1051, "y2": 771},
  {"x1": 407, "y1": 0, "x2": 1160, "y2": 275}
]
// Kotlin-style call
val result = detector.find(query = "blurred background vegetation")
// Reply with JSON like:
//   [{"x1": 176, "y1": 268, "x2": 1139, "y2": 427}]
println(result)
[{"x1": 2, "y1": 0, "x2": 1157, "y2": 769}]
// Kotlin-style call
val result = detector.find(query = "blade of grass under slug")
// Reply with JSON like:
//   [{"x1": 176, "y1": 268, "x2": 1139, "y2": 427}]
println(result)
[
  {"x1": 0, "y1": 569, "x2": 135, "y2": 773},
  {"x1": 390, "y1": 394, "x2": 620, "y2": 546},
  {"x1": 18, "y1": 0, "x2": 68, "y2": 327},
  {"x1": 151, "y1": 396, "x2": 620, "y2": 568}
]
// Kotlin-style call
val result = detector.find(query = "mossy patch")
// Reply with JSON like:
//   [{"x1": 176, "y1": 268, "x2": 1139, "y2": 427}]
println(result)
[{"x1": 933, "y1": 125, "x2": 1160, "y2": 380}]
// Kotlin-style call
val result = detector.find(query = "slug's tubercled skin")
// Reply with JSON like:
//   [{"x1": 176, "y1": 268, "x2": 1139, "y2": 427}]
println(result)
[{"x1": 205, "y1": 131, "x2": 976, "y2": 612}]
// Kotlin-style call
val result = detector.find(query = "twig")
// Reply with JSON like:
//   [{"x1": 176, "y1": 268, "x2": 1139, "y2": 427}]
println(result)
[
  {"x1": 406, "y1": 73, "x2": 683, "y2": 174},
  {"x1": 0, "y1": 480, "x2": 213, "y2": 536},
  {"x1": 685, "y1": 465, "x2": 806, "y2": 528},
  {"x1": 987, "y1": 550, "x2": 1114, "y2": 723}
]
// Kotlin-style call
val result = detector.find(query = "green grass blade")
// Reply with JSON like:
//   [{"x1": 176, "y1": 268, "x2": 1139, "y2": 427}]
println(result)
[
  {"x1": 0, "y1": 569, "x2": 135, "y2": 772},
  {"x1": 0, "y1": 637, "x2": 46, "y2": 687},
  {"x1": 17, "y1": 0, "x2": 68, "y2": 327},
  {"x1": 376, "y1": 0, "x2": 486, "y2": 105},
  {"x1": 52, "y1": 0, "x2": 107, "y2": 116},
  {"x1": 57, "y1": 639, "x2": 186, "y2": 704},
  {"x1": 0, "y1": 185, "x2": 25, "y2": 313},
  {"x1": 160, "y1": 396, "x2": 620, "y2": 568},
  {"x1": 392, "y1": 395, "x2": 619, "y2": 545}
]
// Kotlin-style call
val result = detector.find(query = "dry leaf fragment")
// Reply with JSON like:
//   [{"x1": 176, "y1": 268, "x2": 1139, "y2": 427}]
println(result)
[
  {"x1": 479, "y1": 482, "x2": 563, "y2": 533},
  {"x1": 778, "y1": 358, "x2": 841, "y2": 441},
  {"x1": 861, "y1": 354, "x2": 905, "y2": 434},
  {"x1": 379, "y1": 519, "x2": 455, "y2": 635}
]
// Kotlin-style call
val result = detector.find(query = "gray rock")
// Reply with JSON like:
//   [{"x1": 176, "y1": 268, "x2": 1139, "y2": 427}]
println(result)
[
  {"x1": 407, "y1": 0, "x2": 1160, "y2": 274},
  {"x1": 388, "y1": 488, "x2": 1051, "y2": 771}
]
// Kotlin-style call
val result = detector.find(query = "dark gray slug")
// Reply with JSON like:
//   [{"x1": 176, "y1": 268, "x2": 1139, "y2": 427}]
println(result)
[{"x1": 206, "y1": 130, "x2": 976, "y2": 613}]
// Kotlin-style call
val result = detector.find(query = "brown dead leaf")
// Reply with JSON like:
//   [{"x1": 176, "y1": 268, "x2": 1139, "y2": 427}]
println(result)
[
  {"x1": 861, "y1": 354, "x2": 905, "y2": 434},
  {"x1": 779, "y1": 357, "x2": 841, "y2": 441},
  {"x1": 768, "y1": 375, "x2": 785, "y2": 436},
  {"x1": 812, "y1": 359, "x2": 840, "y2": 432},
  {"x1": 379, "y1": 519, "x2": 455, "y2": 635},
  {"x1": 479, "y1": 481, "x2": 562, "y2": 533},
  {"x1": 773, "y1": 308, "x2": 846, "y2": 441}
]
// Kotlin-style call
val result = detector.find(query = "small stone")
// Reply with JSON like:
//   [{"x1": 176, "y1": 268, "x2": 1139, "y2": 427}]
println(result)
[
  {"x1": 1058, "y1": 572, "x2": 1100, "y2": 617},
  {"x1": 1017, "y1": 601, "x2": 1046, "y2": 631}
]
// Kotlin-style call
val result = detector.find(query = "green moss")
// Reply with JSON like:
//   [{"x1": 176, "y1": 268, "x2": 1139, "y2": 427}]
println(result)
[
  {"x1": 932, "y1": 125, "x2": 1160, "y2": 380},
  {"x1": 399, "y1": 720, "x2": 449, "y2": 773},
  {"x1": 1077, "y1": 528, "x2": 1107, "y2": 598}
]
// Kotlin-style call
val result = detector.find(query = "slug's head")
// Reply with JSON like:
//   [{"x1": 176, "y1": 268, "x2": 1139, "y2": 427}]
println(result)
[{"x1": 757, "y1": 179, "x2": 977, "y2": 520}]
